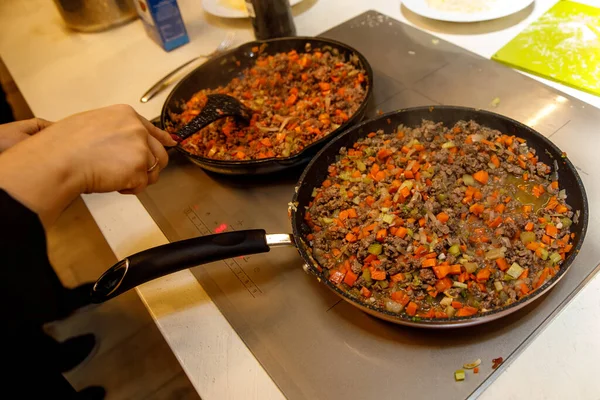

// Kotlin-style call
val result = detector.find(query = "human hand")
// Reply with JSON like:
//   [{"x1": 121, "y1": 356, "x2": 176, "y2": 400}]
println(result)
[
  {"x1": 0, "y1": 118, "x2": 53, "y2": 152},
  {"x1": 0, "y1": 104, "x2": 176, "y2": 227}
]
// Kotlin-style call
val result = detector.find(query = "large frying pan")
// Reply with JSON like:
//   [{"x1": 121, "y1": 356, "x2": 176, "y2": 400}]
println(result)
[
  {"x1": 160, "y1": 37, "x2": 373, "y2": 175},
  {"x1": 92, "y1": 107, "x2": 588, "y2": 328}
]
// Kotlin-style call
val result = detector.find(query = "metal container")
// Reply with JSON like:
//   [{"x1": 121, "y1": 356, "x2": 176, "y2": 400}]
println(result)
[{"x1": 53, "y1": 0, "x2": 138, "y2": 32}]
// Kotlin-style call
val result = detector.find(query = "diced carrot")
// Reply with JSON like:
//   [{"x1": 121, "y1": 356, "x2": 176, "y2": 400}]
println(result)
[
  {"x1": 436, "y1": 212, "x2": 450, "y2": 223},
  {"x1": 488, "y1": 216, "x2": 503, "y2": 228},
  {"x1": 422, "y1": 258, "x2": 437, "y2": 268},
  {"x1": 406, "y1": 302, "x2": 418, "y2": 316},
  {"x1": 338, "y1": 210, "x2": 349, "y2": 221},
  {"x1": 343, "y1": 271, "x2": 358, "y2": 286},
  {"x1": 545, "y1": 224, "x2": 558, "y2": 238},
  {"x1": 377, "y1": 148, "x2": 393, "y2": 160},
  {"x1": 345, "y1": 232, "x2": 357, "y2": 243},
  {"x1": 391, "y1": 273, "x2": 405, "y2": 283},
  {"x1": 476, "y1": 269, "x2": 491, "y2": 282},
  {"x1": 519, "y1": 282, "x2": 530, "y2": 295},
  {"x1": 490, "y1": 154, "x2": 500, "y2": 168},
  {"x1": 495, "y1": 203, "x2": 505, "y2": 213},
  {"x1": 391, "y1": 290, "x2": 410, "y2": 306},
  {"x1": 496, "y1": 258, "x2": 509, "y2": 271},
  {"x1": 533, "y1": 267, "x2": 551, "y2": 289},
  {"x1": 329, "y1": 270, "x2": 345, "y2": 284},
  {"x1": 449, "y1": 264, "x2": 462, "y2": 275},
  {"x1": 370, "y1": 268, "x2": 386, "y2": 280},
  {"x1": 526, "y1": 242, "x2": 541, "y2": 251},
  {"x1": 518, "y1": 268, "x2": 529, "y2": 280},
  {"x1": 542, "y1": 235, "x2": 552, "y2": 245},
  {"x1": 318, "y1": 82, "x2": 331, "y2": 91},
  {"x1": 360, "y1": 286, "x2": 371, "y2": 297},
  {"x1": 469, "y1": 203, "x2": 485, "y2": 215},
  {"x1": 435, "y1": 277, "x2": 452, "y2": 292},
  {"x1": 332, "y1": 248, "x2": 341, "y2": 257},
  {"x1": 522, "y1": 205, "x2": 533, "y2": 213},
  {"x1": 451, "y1": 301, "x2": 463, "y2": 309},
  {"x1": 419, "y1": 218, "x2": 426, "y2": 227},
  {"x1": 376, "y1": 229, "x2": 388, "y2": 242},
  {"x1": 555, "y1": 204, "x2": 568, "y2": 214},
  {"x1": 524, "y1": 222, "x2": 534, "y2": 231},
  {"x1": 473, "y1": 170, "x2": 489, "y2": 184},
  {"x1": 456, "y1": 306, "x2": 478, "y2": 317},
  {"x1": 365, "y1": 196, "x2": 375, "y2": 206},
  {"x1": 404, "y1": 170, "x2": 414, "y2": 179},
  {"x1": 347, "y1": 208, "x2": 358, "y2": 218},
  {"x1": 433, "y1": 265, "x2": 451, "y2": 279},
  {"x1": 394, "y1": 227, "x2": 408, "y2": 238},
  {"x1": 322, "y1": 179, "x2": 331, "y2": 188}
]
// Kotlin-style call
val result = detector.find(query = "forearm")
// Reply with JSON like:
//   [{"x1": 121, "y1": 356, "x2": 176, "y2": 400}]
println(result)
[{"x1": 0, "y1": 132, "x2": 80, "y2": 228}]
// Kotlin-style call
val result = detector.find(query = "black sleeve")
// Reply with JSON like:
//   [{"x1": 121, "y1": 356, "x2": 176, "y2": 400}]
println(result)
[{"x1": 0, "y1": 189, "x2": 65, "y2": 327}]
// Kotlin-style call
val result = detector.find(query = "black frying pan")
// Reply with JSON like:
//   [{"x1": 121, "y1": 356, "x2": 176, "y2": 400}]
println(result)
[
  {"x1": 92, "y1": 107, "x2": 588, "y2": 328},
  {"x1": 160, "y1": 37, "x2": 373, "y2": 175}
]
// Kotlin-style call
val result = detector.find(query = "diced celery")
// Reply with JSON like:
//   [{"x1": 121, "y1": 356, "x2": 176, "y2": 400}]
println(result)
[
  {"x1": 538, "y1": 248, "x2": 549, "y2": 260},
  {"x1": 440, "y1": 296, "x2": 453, "y2": 307},
  {"x1": 520, "y1": 231, "x2": 536, "y2": 245},
  {"x1": 445, "y1": 305, "x2": 457, "y2": 318},
  {"x1": 549, "y1": 252, "x2": 562, "y2": 265},
  {"x1": 455, "y1": 370, "x2": 466, "y2": 381},
  {"x1": 321, "y1": 217, "x2": 334, "y2": 224},
  {"x1": 464, "y1": 262, "x2": 478, "y2": 274},
  {"x1": 442, "y1": 141, "x2": 456, "y2": 149},
  {"x1": 362, "y1": 268, "x2": 372, "y2": 283},
  {"x1": 448, "y1": 244, "x2": 461, "y2": 256},
  {"x1": 382, "y1": 214, "x2": 395, "y2": 224},
  {"x1": 494, "y1": 281, "x2": 503, "y2": 292},
  {"x1": 506, "y1": 262, "x2": 524, "y2": 279},
  {"x1": 463, "y1": 174, "x2": 475, "y2": 186},
  {"x1": 356, "y1": 160, "x2": 366, "y2": 172},
  {"x1": 406, "y1": 228, "x2": 414, "y2": 237},
  {"x1": 437, "y1": 193, "x2": 448, "y2": 202},
  {"x1": 400, "y1": 180, "x2": 414, "y2": 191},
  {"x1": 561, "y1": 217, "x2": 572, "y2": 228},
  {"x1": 368, "y1": 243, "x2": 382, "y2": 255},
  {"x1": 485, "y1": 247, "x2": 505, "y2": 260},
  {"x1": 453, "y1": 281, "x2": 468, "y2": 289},
  {"x1": 311, "y1": 188, "x2": 318, "y2": 197}
]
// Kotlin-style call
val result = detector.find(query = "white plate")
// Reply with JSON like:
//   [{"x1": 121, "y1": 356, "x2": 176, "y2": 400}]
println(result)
[
  {"x1": 203, "y1": 0, "x2": 303, "y2": 19},
  {"x1": 401, "y1": 0, "x2": 535, "y2": 23}
]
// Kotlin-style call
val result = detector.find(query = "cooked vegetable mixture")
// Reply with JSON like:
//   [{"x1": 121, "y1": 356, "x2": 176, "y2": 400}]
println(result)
[
  {"x1": 305, "y1": 120, "x2": 577, "y2": 319},
  {"x1": 168, "y1": 45, "x2": 368, "y2": 161}
]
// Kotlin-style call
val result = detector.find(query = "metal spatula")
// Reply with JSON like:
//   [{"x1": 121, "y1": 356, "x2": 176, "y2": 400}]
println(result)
[{"x1": 171, "y1": 94, "x2": 252, "y2": 143}]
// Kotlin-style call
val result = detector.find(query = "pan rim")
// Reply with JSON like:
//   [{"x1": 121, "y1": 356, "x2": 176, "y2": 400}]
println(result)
[
  {"x1": 161, "y1": 36, "x2": 374, "y2": 169},
  {"x1": 291, "y1": 105, "x2": 589, "y2": 328}
]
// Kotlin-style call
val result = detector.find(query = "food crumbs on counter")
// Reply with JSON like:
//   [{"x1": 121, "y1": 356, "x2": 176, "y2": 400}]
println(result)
[
  {"x1": 432, "y1": 39, "x2": 440, "y2": 45},
  {"x1": 490, "y1": 97, "x2": 501, "y2": 107},
  {"x1": 474, "y1": 367, "x2": 479, "y2": 374},
  {"x1": 408, "y1": 50, "x2": 416, "y2": 55},
  {"x1": 455, "y1": 370, "x2": 466, "y2": 381},
  {"x1": 492, "y1": 357, "x2": 503, "y2": 369},
  {"x1": 463, "y1": 359, "x2": 481, "y2": 369}
]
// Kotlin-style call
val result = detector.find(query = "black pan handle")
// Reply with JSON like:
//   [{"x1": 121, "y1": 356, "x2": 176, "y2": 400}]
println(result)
[{"x1": 91, "y1": 229, "x2": 270, "y2": 303}]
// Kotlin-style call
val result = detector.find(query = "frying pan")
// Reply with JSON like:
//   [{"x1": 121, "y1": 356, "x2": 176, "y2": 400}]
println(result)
[
  {"x1": 160, "y1": 36, "x2": 373, "y2": 175},
  {"x1": 92, "y1": 106, "x2": 588, "y2": 328}
]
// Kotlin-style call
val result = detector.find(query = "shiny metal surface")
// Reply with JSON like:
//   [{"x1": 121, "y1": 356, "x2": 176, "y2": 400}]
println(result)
[
  {"x1": 137, "y1": 10, "x2": 600, "y2": 400},
  {"x1": 266, "y1": 233, "x2": 294, "y2": 247},
  {"x1": 53, "y1": 0, "x2": 137, "y2": 32},
  {"x1": 140, "y1": 33, "x2": 235, "y2": 103}
]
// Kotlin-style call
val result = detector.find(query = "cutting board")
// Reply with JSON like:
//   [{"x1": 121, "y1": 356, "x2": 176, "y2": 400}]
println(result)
[{"x1": 493, "y1": 1, "x2": 600, "y2": 96}]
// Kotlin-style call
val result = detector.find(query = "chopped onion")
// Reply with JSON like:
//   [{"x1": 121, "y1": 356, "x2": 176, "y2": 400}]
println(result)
[
  {"x1": 463, "y1": 359, "x2": 481, "y2": 369},
  {"x1": 471, "y1": 134, "x2": 484, "y2": 142},
  {"x1": 385, "y1": 299, "x2": 403, "y2": 313},
  {"x1": 325, "y1": 96, "x2": 331, "y2": 111},
  {"x1": 440, "y1": 296, "x2": 453, "y2": 306},
  {"x1": 279, "y1": 117, "x2": 291, "y2": 132},
  {"x1": 484, "y1": 247, "x2": 506, "y2": 260}
]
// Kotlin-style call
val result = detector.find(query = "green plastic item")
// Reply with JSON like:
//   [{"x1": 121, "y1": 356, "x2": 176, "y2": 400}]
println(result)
[{"x1": 492, "y1": 1, "x2": 600, "y2": 97}]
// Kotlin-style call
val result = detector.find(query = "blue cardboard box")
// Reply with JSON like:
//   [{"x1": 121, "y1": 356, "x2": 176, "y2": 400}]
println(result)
[{"x1": 134, "y1": 0, "x2": 189, "y2": 51}]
